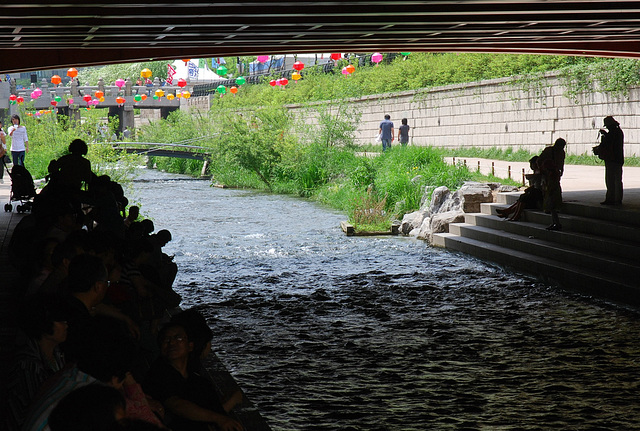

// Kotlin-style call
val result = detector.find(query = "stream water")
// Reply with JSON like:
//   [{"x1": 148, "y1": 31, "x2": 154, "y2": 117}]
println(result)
[{"x1": 131, "y1": 169, "x2": 640, "y2": 431}]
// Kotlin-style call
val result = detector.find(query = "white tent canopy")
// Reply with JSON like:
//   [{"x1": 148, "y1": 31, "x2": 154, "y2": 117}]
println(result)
[{"x1": 168, "y1": 59, "x2": 220, "y2": 84}]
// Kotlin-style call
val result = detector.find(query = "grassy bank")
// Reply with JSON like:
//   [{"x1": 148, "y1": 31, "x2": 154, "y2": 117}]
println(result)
[{"x1": 142, "y1": 107, "x2": 520, "y2": 231}]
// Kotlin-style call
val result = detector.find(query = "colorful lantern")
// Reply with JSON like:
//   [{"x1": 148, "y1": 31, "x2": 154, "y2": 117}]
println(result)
[
  {"x1": 155, "y1": 89, "x2": 165, "y2": 98},
  {"x1": 153, "y1": 95, "x2": 159, "y2": 100},
  {"x1": 116, "y1": 96, "x2": 125, "y2": 105},
  {"x1": 66, "y1": 97, "x2": 73, "y2": 105},
  {"x1": 341, "y1": 67, "x2": 349, "y2": 76},
  {"x1": 16, "y1": 96, "x2": 24, "y2": 104},
  {"x1": 33, "y1": 88, "x2": 42, "y2": 97},
  {"x1": 54, "y1": 95, "x2": 62, "y2": 102},
  {"x1": 134, "y1": 94, "x2": 142, "y2": 102},
  {"x1": 346, "y1": 64, "x2": 355, "y2": 74},
  {"x1": 293, "y1": 61, "x2": 305, "y2": 71},
  {"x1": 236, "y1": 76, "x2": 246, "y2": 86},
  {"x1": 216, "y1": 65, "x2": 228, "y2": 76},
  {"x1": 141, "y1": 94, "x2": 148, "y2": 101},
  {"x1": 177, "y1": 78, "x2": 187, "y2": 88},
  {"x1": 83, "y1": 94, "x2": 92, "y2": 103},
  {"x1": 115, "y1": 78, "x2": 125, "y2": 89},
  {"x1": 95, "y1": 90, "x2": 104, "y2": 99},
  {"x1": 400, "y1": 52, "x2": 411, "y2": 56},
  {"x1": 230, "y1": 86, "x2": 238, "y2": 95},
  {"x1": 51, "y1": 75, "x2": 62, "y2": 85},
  {"x1": 216, "y1": 85, "x2": 226, "y2": 94},
  {"x1": 280, "y1": 78, "x2": 288, "y2": 86},
  {"x1": 292, "y1": 71, "x2": 302, "y2": 81},
  {"x1": 275, "y1": 79, "x2": 282, "y2": 86},
  {"x1": 182, "y1": 59, "x2": 191, "y2": 64},
  {"x1": 269, "y1": 80, "x2": 277, "y2": 87},
  {"x1": 140, "y1": 68, "x2": 152, "y2": 79},
  {"x1": 166, "y1": 93, "x2": 175, "y2": 101},
  {"x1": 182, "y1": 91, "x2": 191, "y2": 99},
  {"x1": 99, "y1": 97, "x2": 105, "y2": 102},
  {"x1": 67, "y1": 68, "x2": 78, "y2": 78},
  {"x1": 9, "y1": 94, "x2": 17, "y2": 102},
  {"x1": 50, "y1": 100, "x2": 58, "y2": 107},
  {"x1": 257, "y1": 55, "x2": 269, "y2": 63},
  {"x1": 176, "y1": 92, "x2": 182, "y2": 99},
  {"x1": 330, "y1": 53, "x2": 342, "y2": 61},
  {"x1": 371, "y1": 52, "x2": 383, "y2": 64}
]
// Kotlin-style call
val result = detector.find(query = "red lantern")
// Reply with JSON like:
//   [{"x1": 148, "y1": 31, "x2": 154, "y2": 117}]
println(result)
[
  {"x1": 83, "y1": 94, "x2": 92, "y2": 103},
  {"x1": 293, "y1": 61, "x2": 305, "y2": 71},
  {"x1": 16, "y1": 96, "x2": 24, "y2": 104},
  {"x1": 330, "y1": 53, "x2": 342, "y2": 61},
  {"x1": 67, "y1": 68, "x2": 78, "y2": 78},
  {"x1": 9, "y1": 94, "x2": 17, "y2": 101},
  {"x1": 269, "y1": 80, "x2": 277, "y2": 87},
  {"x1": 51, "y1": 75, "x2": 62, "y2": 85},
  {"x1": 50, "y1": 100, "x2": 58, "y2": 107},
  {"x1": 177, "y1": 78, "x2": 187, "y2": 88},
  {"x1": 280, "y1": 78, "x2": 288, "y2": 86}
]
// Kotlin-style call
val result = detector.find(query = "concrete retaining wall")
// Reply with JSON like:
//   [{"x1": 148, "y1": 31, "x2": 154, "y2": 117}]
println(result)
[{"x1": 191, "y1": 74, "x2": 640, "y2": 157}]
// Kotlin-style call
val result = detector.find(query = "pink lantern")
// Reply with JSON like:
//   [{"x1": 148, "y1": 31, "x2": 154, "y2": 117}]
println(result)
[
  {"x1": 342, "y1": 67, "x2": 349, "y2": 76},
  {"x1": 177, "y1": 78, "x2": 187, "y2": 88},
  {"x1": 115, "y1": 78, "x2": 125, "y2": 89},
  {"x1": 293, "y1": 61, "x2": 305, "y2": 71},
  {"x1": 275, "y1": 78, "x2": 282, "y2": 86},
  {"x1": 257, "y1": 55, "x2": 269, "y2": 63},
  {"x1": 371, "y1": 52, "x2": 383, "y2": 64},
  {"x1": 67, "y1": 98, "x2": 74, "y2": 105}
]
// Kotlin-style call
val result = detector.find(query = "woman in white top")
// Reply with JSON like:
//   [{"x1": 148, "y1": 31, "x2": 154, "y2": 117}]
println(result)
[
  {"x1": 8, "y1": 114, "x2": 28, "y2": 166},
  {"x1": 0, "y1": 119, "x2": 6, "y2": 183}
]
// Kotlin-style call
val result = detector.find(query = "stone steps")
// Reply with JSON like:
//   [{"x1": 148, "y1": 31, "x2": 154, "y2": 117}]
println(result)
[{"x1": 433, "y1": 193, "x2": 640, "y2": 306}]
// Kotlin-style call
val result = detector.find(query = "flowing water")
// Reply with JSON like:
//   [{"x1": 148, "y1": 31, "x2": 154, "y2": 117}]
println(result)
[{"x1": 131, "y1": 169, "x2": 640, "y2": 431}]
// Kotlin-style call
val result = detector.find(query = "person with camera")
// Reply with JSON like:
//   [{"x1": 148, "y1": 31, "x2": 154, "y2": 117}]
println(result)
[{"x1": 593, "y1": 116, "x2": 624, "y2": 205}]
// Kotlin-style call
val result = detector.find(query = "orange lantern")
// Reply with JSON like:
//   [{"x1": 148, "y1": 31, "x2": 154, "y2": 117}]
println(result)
[
  {"x1": 346, "y1": 64, "x2": 355, "y2": 74},
  {"x1": 95, "y1": 90, "x2": 104, "y2": 99},
  {"x1": 176, "y1": 92, "x2": 182, "y2": 99},
  {"x1": 140, "y1": 68, "x2": 152, "y2": 79},
  {"x1": 141, "y1": 94, "x2": 148, "y2": 101},
  {"x1": 67, "y1": 68, "x2": 78, "y2": 78},
  {"x1": 182, "y1": 91, "x2": 191, "y2": 99},
  {"x1": 292, "y1": 71, "x2": 302, "y2": 81},
  {"x1": 155, "y1": 89, "x2": 165, "y2": 98},
  {"x1": 116, "y1": 96, "x2": 126, "y2": 105},
  {"x1": 51, "y1": 75, "x2": 62, "y2": 85},
  {"x1": 99, "y1": 97, "x2": 105, "y2": 103},
  {"x1": 182, "y1": 59, "x2": 191, "y2": 64},
  {"x1": 230, "y1": 86, "x2": 238, "y2": 94}
]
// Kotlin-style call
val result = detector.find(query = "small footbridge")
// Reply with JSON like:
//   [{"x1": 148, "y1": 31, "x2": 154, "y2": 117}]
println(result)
[{"x1": 110, "y1": 141, "x2": 212, "y2": 161}]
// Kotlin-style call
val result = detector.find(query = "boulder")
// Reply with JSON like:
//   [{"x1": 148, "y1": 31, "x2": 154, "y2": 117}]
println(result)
[
  {"x1": 458, "y1": 182, "x2": 494, "y2": 213},
  {"x1": 400, "y1": 209, "x2": 428, "y2": 235}
]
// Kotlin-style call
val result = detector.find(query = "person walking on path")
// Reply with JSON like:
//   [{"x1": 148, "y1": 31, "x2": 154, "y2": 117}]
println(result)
[
  {"x1": 397, "y1": 118, "x2": 410, "y2": 146},
  {"x1": 537, "y1": 138, "x2": 566, "y2": 231},
  {"x1": 379, "y1": 114, "x2": 394, "y2": 151},
  {"x1": 8, "y1": 114, "x2": 28, "y2": 167},
  {"x1": 593, "y1": 116, "x2": 624, "y2": 205},
  {"x1": 0, "y1": 119, "x2": 7, "y2": 183}
]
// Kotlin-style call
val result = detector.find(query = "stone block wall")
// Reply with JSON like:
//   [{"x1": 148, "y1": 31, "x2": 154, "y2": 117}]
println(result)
[{"x1": 190, "y1": 74, "x2": 640, "y2": 157}]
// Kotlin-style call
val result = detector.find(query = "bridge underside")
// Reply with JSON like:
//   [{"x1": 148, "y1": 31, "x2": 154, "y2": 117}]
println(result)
[{"x1": 4, "y1": 1, "x2": 640, "y2": 73}]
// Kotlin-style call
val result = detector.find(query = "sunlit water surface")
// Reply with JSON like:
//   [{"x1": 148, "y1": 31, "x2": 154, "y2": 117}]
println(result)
[{"x1": 131, "y1": 169, "x2": 640, "y2": 431}]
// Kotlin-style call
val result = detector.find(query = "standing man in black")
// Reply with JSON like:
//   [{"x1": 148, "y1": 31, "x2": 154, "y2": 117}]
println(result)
[{"x1": 595, "y1": 116, "x2": 624, "y2": 205}]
